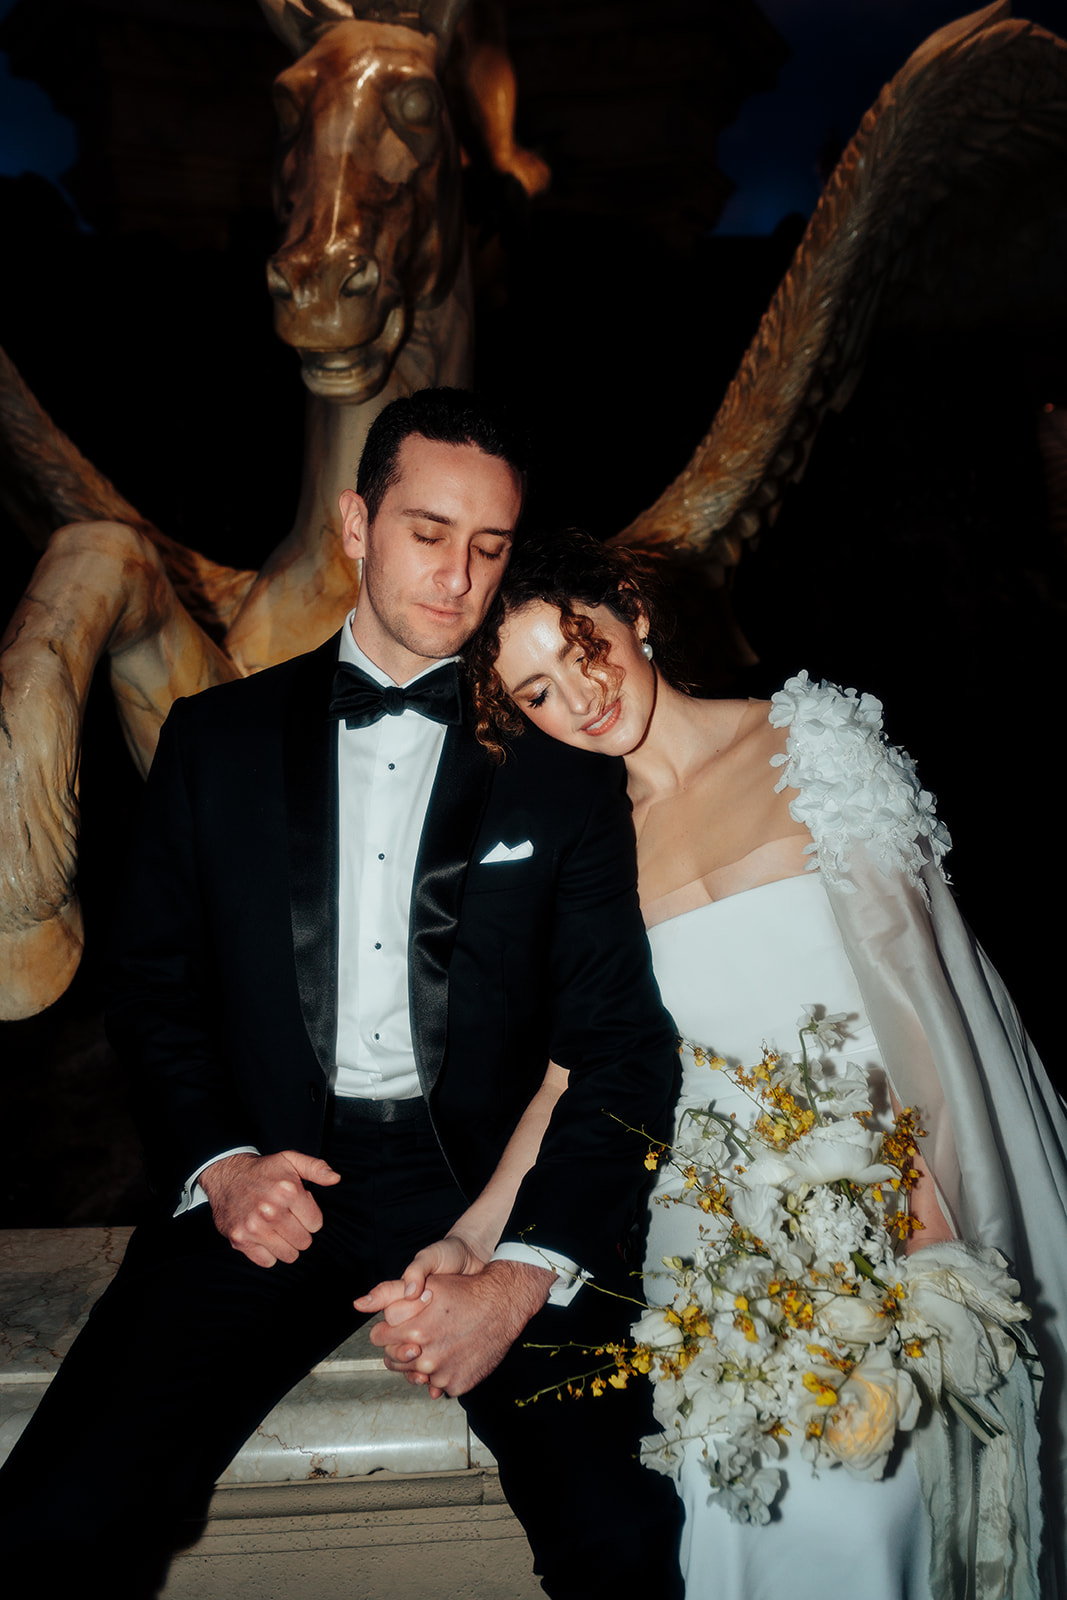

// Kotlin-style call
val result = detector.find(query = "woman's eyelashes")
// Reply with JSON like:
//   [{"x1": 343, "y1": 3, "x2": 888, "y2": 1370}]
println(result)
[{"x1": 528, "y1": 684, "x2": 549, "y2": 709}]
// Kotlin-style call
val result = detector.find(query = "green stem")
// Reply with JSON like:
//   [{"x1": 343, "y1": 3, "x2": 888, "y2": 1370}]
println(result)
[
  {"x1": 849, "y1": 1250, "x2": 889, "y2": 1292},
  {"x1": 797, "y1": 1030, "x2": 825, "y2": 1126},
  {"x1": 691, "y1": 1106, "x2": 755, "y2": 1161}
]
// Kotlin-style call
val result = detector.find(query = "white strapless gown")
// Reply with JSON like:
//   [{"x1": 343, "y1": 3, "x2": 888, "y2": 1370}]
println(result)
[{"x1": 645, "y1": 872, "x2": 934, "y2": 1600}]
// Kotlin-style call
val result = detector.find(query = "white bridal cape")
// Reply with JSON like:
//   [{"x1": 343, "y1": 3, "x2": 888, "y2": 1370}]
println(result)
[{"x1": 772, "y1": 674, "x2": 1067, "y2": 1599}]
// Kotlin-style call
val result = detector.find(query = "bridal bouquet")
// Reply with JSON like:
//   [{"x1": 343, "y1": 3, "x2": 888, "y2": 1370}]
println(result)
[{"x1": 554, "y1": 1011, "x2": 1033, "y2": 1524}]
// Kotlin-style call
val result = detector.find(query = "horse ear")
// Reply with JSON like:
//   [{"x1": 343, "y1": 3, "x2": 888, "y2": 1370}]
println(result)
[
  {"x1": 257, "y1": 1, "x2": 357, "y2": 58},
  {"x1": 419, "y1": 0, "x2": 471, "y2": 59},
  {"x1": 259, "y1": 2, "x2": 472, "y2": 62}
]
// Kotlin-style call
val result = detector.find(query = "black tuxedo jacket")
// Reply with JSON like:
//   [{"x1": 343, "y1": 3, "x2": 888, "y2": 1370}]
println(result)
[{"x1": 106, "y1": 631, "x2": 678, "y2": 1280}]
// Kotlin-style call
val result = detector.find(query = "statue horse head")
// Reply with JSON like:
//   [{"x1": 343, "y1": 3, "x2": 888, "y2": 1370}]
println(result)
[{"x1": 259, "y1": 2, "x2": 468, "y2": 403}]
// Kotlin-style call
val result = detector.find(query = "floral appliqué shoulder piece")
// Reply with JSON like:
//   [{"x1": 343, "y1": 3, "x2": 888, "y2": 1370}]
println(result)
[{"x1": 768, "y1": 671, "x2": 951, "y2": 893}]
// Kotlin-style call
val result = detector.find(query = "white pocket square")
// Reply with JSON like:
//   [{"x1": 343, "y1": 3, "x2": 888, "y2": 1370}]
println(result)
[{"x1": 480, "y1": 838, "x2": 534, "y2": 865}]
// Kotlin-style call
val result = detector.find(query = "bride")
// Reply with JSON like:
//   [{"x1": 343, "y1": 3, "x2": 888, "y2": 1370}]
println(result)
[{"x1": 363, "y1": 527, "x2": 1067, "y2": 1598}]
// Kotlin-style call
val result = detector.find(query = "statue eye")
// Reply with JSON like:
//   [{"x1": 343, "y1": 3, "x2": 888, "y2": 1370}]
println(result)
[{"x1": 392, "y1": 79, "x2": 438, "y2": 128}]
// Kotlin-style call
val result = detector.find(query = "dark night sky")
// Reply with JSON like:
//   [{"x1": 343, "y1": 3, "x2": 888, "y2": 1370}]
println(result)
[{"x1": 2, "y1": 1, "x2": 1064, "y2": 235}]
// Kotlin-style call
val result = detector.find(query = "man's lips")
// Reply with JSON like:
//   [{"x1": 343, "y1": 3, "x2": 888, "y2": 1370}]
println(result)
[
  {"x1": 419, "y1": 603, "x2": 466, "y2": 623},
  {"x1": 581, "y1": 700, "x2": 621, "y2": 736}
]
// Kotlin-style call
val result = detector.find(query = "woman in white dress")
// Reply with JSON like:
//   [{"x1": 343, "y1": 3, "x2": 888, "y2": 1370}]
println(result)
[
  {"x1": 464, "y1": 528, "x2": 1067, "y2": 1600},
  {"x1": 367, "y1": 528, "x2": 1067, "y2": 1598}
]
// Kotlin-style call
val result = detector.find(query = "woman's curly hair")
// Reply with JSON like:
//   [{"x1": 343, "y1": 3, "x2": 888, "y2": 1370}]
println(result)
[{"x1": 465, "y1": 527, "x2": 677, "y2": 762}]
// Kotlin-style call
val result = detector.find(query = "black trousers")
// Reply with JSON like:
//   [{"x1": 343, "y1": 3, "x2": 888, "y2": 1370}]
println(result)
[{"x1": 0, "y1": 1107, "x2": 683, "y2": 1598}]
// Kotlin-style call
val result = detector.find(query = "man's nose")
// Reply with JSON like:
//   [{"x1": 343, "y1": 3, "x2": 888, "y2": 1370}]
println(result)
[{"x1": 435, "y1": 544, "x2": 473, "y2": 596}]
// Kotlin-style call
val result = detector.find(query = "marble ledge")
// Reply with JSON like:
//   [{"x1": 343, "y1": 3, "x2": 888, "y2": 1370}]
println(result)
[{"x1": 0, "y1": 1228, "x2": 496, "y2": 1482}]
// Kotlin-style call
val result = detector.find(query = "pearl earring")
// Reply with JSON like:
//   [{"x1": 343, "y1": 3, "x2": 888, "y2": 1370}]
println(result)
[{"x1": 641, "y1": 639, "x2": 654, "y2": 661}]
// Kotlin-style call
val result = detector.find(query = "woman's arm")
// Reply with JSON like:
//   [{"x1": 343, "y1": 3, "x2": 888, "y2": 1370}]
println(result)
[
  {"x1": 355, "y1": 1061, "x2": 569, "y2": 1307},
  {"x1": 887, "y1": 1088, "x2": 957, "y2": 1255}
]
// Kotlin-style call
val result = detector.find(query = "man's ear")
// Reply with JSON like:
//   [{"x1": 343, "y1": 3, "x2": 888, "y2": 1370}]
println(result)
[{"x1": 340, "y1": 489, "x2": 369, "y2": 561}]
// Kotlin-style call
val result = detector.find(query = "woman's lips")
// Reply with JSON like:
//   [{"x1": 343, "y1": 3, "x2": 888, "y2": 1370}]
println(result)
[{"x1": 582, "y1": 700, "x2": 621, "y2": 736}]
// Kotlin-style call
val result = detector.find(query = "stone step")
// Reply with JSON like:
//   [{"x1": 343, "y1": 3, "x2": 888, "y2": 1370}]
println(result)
[{"x1": 0, "y1": 1228, "x2": 542, "y2": 1596}]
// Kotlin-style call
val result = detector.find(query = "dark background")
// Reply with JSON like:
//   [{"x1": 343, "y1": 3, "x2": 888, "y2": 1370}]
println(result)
[{"x1": 1, "y1": 0, "x2": 1064, "y2": 1226}]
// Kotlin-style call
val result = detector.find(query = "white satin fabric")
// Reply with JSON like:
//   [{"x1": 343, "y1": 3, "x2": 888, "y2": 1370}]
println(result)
[{"x1": 646, "y1": 877, "x2": 934, "y2": 1600}]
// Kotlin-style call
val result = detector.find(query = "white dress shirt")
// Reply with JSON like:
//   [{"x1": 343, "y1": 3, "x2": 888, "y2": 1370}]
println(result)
[{"x1": 334, "y1": 622, "x2": 449, "y2": 1100}]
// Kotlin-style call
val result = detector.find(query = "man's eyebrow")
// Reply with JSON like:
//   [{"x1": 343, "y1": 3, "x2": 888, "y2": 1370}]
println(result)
[
  {"x1": 401, "y1": 507, "x2": 513, "y2": 540},
  {"x1": 401, "y1": 507, "x2": 452, "y2": 526}
]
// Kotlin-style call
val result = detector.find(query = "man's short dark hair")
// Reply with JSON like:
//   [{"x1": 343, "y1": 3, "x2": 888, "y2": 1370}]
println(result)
[{"x1": 356, "y1": 388, "x2": 527, "y2": 523}]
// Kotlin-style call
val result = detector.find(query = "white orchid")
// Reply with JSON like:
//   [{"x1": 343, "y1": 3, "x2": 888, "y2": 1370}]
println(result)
[
  {"x1": 812, "y1": 1058, "x2": 876, "y2": 1117},
  {"x1": 796, "y1": 1004, "x2": 852, "y2": 1050},
  {"x1": 702, "y1": 1443, "x2": 782, "y2": 1525}
]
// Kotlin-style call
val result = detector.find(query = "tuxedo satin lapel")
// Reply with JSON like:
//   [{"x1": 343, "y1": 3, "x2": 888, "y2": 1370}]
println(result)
[
  {"x1": 410, "y1": 720, "x2": 495, "y2": 1098},
  {"x1": 284, "y1": 632, "x2": 342, "y2": 1080}
]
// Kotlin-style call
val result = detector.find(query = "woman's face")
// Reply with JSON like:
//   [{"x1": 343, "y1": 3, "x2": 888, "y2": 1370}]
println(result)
[{"x1": 494, "y1": 598, "x2": 656, "y2": 756}]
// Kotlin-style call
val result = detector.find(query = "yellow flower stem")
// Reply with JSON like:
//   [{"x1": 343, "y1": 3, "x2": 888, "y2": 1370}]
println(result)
[
  {"x1": 604, "y1": 1107, "x2": 753, "y2": 1169},
  {"x1": 516, "y1": 1358, "x2": 621, "y2": 1407}
]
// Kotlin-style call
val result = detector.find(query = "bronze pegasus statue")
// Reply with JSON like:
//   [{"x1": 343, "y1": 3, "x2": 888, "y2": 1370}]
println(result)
[{"x1": 0, "y1": 1, "x2": 1065, "y2": 1019}]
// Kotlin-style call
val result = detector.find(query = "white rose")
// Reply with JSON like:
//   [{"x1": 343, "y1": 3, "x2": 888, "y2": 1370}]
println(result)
[
  {"x1": 631, "y1": 1306, "x2": 681, "y2": 1351},
  {"x1": 729, "y1": 1183, "x2": 782, "y2": 1243},
  {"x1": 747, "y1": 1123, "x2": 897, "y2": 1187},
  {"x1": 822, "y1": 1351, "x2": 920, "y2": 1479},
  {"x1": 816, "y1": 1294, "x2": 891, "y2": 1345}
]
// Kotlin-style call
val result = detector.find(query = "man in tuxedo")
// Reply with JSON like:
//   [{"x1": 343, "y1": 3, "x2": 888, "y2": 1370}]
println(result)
[{"x1": 0, "y1": 389, "x2": 683, "y2": 1596}]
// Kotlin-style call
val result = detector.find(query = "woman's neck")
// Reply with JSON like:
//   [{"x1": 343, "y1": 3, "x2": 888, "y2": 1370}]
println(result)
[{"x1": 623, "y1": 678, "x2": 745, "y2": 802}]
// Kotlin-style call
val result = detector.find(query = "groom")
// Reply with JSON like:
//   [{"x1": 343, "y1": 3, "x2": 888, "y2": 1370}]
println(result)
[{"x1": 0, "y1": 389, "x2": 683, "y2": 1597}]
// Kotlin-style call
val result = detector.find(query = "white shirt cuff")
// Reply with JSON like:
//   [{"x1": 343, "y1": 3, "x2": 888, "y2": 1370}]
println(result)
[
  {"x1": 492, "y1": 1241, "x2": 591, "y2": 1307},
  {"x1": 174, "y1": 1146, "x2": 261, "y2": 1216}
]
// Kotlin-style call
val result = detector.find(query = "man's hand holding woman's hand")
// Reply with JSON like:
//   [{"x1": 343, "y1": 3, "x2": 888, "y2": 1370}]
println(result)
[
  {"x1": 355, "y1": 1251, "x2": 555, "y2": 1399},
  {"x1": 354, "y1": 1232, "x2": 488, "y2": 1317}
]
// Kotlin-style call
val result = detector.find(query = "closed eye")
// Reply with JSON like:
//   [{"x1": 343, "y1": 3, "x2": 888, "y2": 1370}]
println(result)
[{"x1": 527, "y1": 685, "x2": 549, "y2": 709}]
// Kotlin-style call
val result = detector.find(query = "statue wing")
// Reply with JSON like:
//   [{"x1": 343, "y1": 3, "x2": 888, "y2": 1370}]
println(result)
[
  {"x1": 613, "y1": 4, "x2": 1067, "y2": 580},
  {"x1": 0, "y1": 346, "x2": 251, "y2": 1019},
  {"x1": 0, "y1": 344, "x2": 255, "y2": 632}
]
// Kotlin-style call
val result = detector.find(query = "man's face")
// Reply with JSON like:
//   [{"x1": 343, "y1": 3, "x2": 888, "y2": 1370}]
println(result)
[{"x1": 340, "y1": 435, "x2": 522, "y2": 683}]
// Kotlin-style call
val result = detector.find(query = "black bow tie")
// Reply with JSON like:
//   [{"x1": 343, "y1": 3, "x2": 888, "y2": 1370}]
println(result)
[{"x1": 328, "y1": 660, "x2": 464, "y2": 730}]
